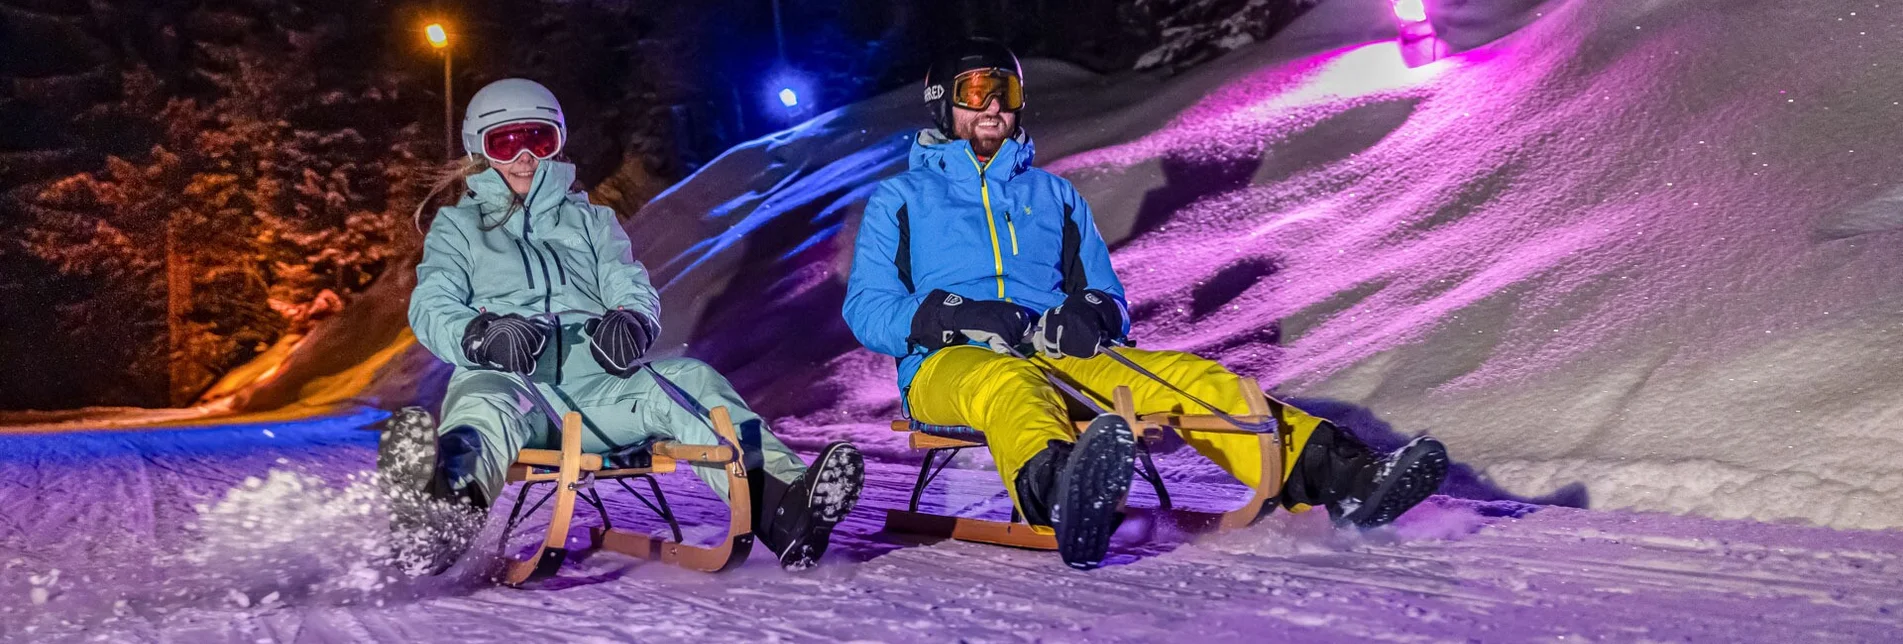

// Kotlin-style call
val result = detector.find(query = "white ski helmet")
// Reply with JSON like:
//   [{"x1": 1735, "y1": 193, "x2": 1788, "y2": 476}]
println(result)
[{"x1": 461, "y1": 78, "x2": 566, "y2": 159}]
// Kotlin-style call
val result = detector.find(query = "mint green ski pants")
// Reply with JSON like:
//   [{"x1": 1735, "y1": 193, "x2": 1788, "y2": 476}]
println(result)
[{"x1": 437, "y1": 357, "x2": 808, "y2": 504}]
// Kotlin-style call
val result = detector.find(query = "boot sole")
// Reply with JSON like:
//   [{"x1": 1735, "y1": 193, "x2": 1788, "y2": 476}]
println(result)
[
  {"x1": 377, "y1": 407, "x2": 439, "y2": 494},
  {"x1": 779, "y1": 442, "x2": 865, "y2": 571},
  {"x1": 1341, "y1": 437, "x2": 1448, "y2": 529},
  {"x1": 376, "y1": 408, "x2": 485, "y2": 576},
  {"x1": 1054, "y1": 415, "x2": 1136, "y2": 571}
]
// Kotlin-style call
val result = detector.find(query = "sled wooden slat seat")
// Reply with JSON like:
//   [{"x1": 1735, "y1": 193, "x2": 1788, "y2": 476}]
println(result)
[
  {"x1": 498, "y1": 407, "x2": 753, "y2": 586},
  {"x1": 506, "y1": 456, "x2": 681, "y2": 483},
  {"x1": 508, "y1": 450, "x2": 604, "y2": 472},
  {"x1": 882, "y1": 379, "x2": 1286, "y2": 550}
]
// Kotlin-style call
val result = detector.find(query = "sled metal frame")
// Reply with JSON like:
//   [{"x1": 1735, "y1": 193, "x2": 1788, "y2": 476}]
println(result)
[
  {"x1": 883, "y1": 380, "x2": 1283, "y2": 550},
  {"x1": 498, "y1": 407, "x2": 752, "y2": 586}
]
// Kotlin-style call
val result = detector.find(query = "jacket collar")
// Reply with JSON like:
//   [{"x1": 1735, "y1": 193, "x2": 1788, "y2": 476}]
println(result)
[
  {"x1": 460, "y1": 160, "x2": 578, "y2": 227},
  {"x1": 907, "y1": 128, "x2": 1035, "y2": 181}
]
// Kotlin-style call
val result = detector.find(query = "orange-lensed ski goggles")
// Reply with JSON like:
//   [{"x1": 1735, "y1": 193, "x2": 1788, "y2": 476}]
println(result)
[{"x1": 951, "y1": 68, "x2": 1024, "y2": 112}]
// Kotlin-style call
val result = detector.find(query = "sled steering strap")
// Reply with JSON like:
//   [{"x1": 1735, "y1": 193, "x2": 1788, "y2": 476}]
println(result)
[
  {"x1": 1001, "y1": 345, "x2": 1114, "y2": 418},
  {"x1": 1095, "y1": 346, "x2": 1281, "y2": 435}
]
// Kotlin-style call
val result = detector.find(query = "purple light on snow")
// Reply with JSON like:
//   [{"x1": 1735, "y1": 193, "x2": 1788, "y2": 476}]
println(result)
[{"x1": 1392, "y1": 0, "x2": 1428, "y2": 23}]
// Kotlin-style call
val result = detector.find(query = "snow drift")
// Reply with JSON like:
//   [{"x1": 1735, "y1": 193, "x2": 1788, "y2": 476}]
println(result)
[
  {"x1": 630, "y1": 0, "x2": 1903, "y2": 529},
  {"x1": 239, "y1": 0, "x2": 1902, "y2": 530}
]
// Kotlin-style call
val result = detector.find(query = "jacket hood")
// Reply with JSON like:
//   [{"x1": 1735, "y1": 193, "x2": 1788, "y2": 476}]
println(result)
[{"x1": 459, "y1": 160, "x2": 579, "y2": 227}]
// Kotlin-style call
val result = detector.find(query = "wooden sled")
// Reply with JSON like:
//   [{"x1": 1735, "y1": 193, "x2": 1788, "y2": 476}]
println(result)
[
  {"x1": 882, "y1": 379, "x2": 1284, "y2": 550},
  {"x1": 498, "y1": 406, "x2": 752, "y2": 586}
]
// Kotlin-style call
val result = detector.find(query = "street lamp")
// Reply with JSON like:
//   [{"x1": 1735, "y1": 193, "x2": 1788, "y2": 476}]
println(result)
[
  {"x1": 426, "y1": 23, "x2": 453, "y2": 157},
  {"x1": 1391, "y1": 0, "x2": 1428, "y2": 23}
]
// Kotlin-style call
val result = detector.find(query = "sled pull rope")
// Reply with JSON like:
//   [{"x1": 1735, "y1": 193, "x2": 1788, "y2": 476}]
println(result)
[
  {"x1": 641, "y1": 363, "x2": 741, "y2": 450},
  {"x1": 516, "y1": 372, "x2": 568, "y2": 430},
  {"x1": 1001, "y1": 346, "x2": 1113, "y2": 417},
  {"x1": 1095, "y1": 346, "x2": 1280, "y2": 435},
  {"x1": 516, "y1": 309, "x2": 703, "y2": 421}
]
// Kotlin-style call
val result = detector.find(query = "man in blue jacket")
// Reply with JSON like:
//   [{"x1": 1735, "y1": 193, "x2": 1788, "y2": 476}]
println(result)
[{"x1": 844, "y1": 39, "x2": 1448, "y2": 569}]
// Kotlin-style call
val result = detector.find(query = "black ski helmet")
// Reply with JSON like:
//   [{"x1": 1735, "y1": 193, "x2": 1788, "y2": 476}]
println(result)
[{"x1": 923, "y1": 38, "x2": 1023, "y2": 134}]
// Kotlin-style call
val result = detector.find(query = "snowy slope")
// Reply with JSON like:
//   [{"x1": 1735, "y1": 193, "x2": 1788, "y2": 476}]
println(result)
[
  {"x1": 1049, "y1": 0, "x2": 1903, "y2": 528},
  {"x1": 1, "y1": 417, "x2": 1899, "y2": 642},
  {"x1": 621, "y1": 0, "x2": 1903, "y2": 530}
]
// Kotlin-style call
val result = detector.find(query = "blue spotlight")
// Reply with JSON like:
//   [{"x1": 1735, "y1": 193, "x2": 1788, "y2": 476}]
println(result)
[{"x1": 764, "y1": 66, "x2": 814, "y2": 120}]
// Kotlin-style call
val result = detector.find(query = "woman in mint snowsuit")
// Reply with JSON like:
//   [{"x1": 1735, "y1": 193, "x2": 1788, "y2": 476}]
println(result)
[{"x1": 405, "y1": 78, "x2": 862, "y2": 570}]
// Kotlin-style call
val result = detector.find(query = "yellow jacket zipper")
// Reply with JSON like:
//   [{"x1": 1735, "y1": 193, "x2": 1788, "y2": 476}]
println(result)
[
  {"x1": 1006, "y1": 216, "x2": 1019, "y2": 256},
  {"x1": 969, "y1": 150, "x2": 1008, "y2": 300}
]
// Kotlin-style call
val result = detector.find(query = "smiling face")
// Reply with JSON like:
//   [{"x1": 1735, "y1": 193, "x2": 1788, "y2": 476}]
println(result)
[
  {"x1": 951, "y1": 100, "x2": 1017, "y2": 159},
  {"x1": 494, "y1": 153, "x2": 540, "y2": 195}
]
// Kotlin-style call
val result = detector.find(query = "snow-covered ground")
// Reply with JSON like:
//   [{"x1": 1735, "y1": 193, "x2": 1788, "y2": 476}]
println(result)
[
  {"x1": 7, "y1": 0, "x2": 1903, "y2": 639},
  {"x1": 1, "y1": 415, "x2": 1898, "y2": 642}
]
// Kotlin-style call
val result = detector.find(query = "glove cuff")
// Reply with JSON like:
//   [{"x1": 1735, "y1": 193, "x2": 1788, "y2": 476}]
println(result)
[
  {"x1": 461, "y1": 311, "x2": 502, "y2": 365},
  {"x1": 1073, "y1": 289, "x2": 1128, "y2": 341},
  {"x1": 908, "y1": 289, "x2": 963, "y2": 351}
]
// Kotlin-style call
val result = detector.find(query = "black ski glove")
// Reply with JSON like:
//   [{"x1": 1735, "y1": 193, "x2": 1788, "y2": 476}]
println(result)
[
  {"x1": 1032, "y1": 289, "x2": 1127, "y2": 359},
  {"x1": 908, "y1": 289, "x2": 1035, "y2": 353},
  {"x1": 461, "y1": 312, "x2": 551, "y2": 375},
  {"x1": 585, "y1": 308, "x2": 659, "y2": 378}
]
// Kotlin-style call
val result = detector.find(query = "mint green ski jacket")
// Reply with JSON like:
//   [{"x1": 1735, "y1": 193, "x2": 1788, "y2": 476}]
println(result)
[{"x1": 408, "y1": 161, "x2": 660, "y2": 388}]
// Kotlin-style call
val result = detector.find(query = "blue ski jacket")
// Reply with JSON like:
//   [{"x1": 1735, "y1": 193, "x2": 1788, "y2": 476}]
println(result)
[{"x1": 844, "y1": 129, "x2": 1128, "y2": 391}]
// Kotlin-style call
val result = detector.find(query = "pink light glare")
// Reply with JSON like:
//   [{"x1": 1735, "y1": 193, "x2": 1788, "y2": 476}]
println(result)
[
  {"x1": 1393, "y1": 0, "x2": 1428, "y2": 23},
  {"x1": 1047, "y1": 42, "x2": 1442, "y2": 175}
]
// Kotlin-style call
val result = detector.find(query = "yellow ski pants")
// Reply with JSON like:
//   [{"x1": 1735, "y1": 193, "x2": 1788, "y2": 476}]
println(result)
[{"x1": 906, "y1": 345, "x2": 1328, "y2": 514}]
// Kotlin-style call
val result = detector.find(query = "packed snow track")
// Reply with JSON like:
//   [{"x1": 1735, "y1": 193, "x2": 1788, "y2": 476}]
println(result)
[{"x1": 0, "y1": 413, "x2": 1897, "y2": 642}]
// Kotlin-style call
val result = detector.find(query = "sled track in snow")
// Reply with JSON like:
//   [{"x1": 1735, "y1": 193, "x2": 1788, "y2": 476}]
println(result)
[{"x1": 0, "y1": 412, "x2": 1898, "y2": 642}]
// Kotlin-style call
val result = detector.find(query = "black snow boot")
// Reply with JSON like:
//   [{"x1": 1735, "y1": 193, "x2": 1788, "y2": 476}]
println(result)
[
  {"x1": 377, "y1": 409, "x2": 489, "y2": 575},
  {"x1": 1012, "y1": 440, "x2": 1073, "y2": 527},
  {"x1": 756, "y1": 441, "x2": 865, "y2": 571},
  {"x1": 1335, "y1": 436, "x2": 1448, "y2": 528},
  {"x1": 424, "y1": 426, "x2": 492, "y2": 513},
  {"x1": 1051, "y1": 414, "x2": 1136, "y2": 571},
  {"x1": 1280, "y1": 421, "x2": 1448, "y2": 529}
]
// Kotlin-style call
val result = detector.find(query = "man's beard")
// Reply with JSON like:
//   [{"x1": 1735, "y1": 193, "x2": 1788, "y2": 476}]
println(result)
[{"x1": 970, "y1": 131, "x2": 1007, "y2": 157}]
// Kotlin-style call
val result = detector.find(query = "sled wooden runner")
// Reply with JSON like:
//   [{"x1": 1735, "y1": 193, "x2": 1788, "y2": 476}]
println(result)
[
  {"x1": 499, "y1": 407, "x2": 753, "y2": 586},
  {"x1": 882, "y1": 380, "x2": 1285, "y2": 550}
]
